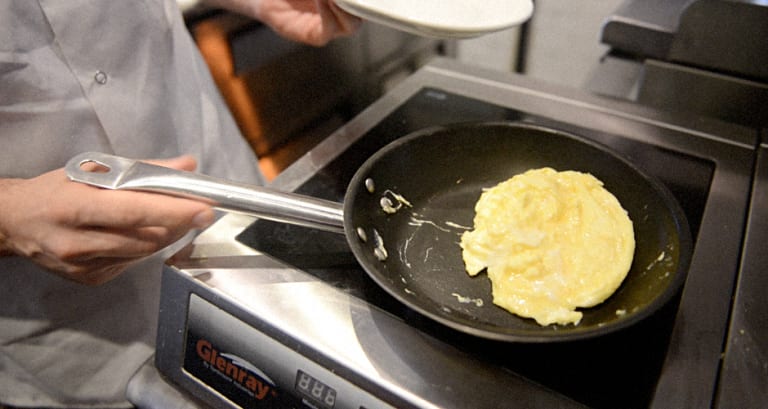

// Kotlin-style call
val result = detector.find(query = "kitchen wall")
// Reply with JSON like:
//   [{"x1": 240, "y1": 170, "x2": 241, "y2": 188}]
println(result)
[{"x1": 455, "y1": 0, "x2": 625, "y2": 89}]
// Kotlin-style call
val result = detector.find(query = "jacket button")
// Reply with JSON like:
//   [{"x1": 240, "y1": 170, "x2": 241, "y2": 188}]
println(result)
[{"x1": 94, "y1": 70, "x2": 108, "y2": 85}]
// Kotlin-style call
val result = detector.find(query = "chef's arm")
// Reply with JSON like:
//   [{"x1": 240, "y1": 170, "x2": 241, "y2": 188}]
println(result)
[
  {"x1": 0, "y1": 156, "x2": 215, "y2": 285},
  {"x1": 200, "y1": 0, "x2": 361, "y2": 46}
]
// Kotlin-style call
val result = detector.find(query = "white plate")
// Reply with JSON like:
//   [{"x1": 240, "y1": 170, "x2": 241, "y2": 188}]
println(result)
[{"x1": 335, "y1": 0, "x2": 534, "y2": 38}]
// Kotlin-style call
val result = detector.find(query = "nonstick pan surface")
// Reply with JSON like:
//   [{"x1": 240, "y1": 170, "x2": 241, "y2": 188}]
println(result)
[{"x1": 343, "y1": 122, "x2": 692, "y2": 342}]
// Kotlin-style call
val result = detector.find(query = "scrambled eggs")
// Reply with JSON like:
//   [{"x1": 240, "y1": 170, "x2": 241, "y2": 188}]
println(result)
[{"x1": 460, "y1": 168, "x2": 635, "y2": 326}]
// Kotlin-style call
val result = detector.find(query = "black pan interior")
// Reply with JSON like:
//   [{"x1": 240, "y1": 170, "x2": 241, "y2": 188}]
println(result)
[{"x1": 344, "y1": 122, "x2": 692, "y2": 342}]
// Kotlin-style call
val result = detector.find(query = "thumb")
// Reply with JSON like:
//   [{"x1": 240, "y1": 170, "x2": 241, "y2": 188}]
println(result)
[{"x1": 146, "y1": 155, "x2": 199, "y2": 172}]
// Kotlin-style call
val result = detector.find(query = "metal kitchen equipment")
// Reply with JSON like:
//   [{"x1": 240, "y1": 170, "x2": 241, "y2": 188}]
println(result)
[
  {"x1": 153, "y1": 58, "x2": 760, "y2": 408},
  {"x1": 717, "y1": 131, "x2": 768, "y2": 408},
  {"x1": 588, "y1": 0, "x2": 768, "y2": 128}
]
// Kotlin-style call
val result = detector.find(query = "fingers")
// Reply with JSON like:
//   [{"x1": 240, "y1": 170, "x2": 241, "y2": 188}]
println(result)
[
  {"x1": 42, "y1": 224, "x2": 190, "y2": 261},
  {"x1": 36, "y1": 252, "x2": 136, "y2": 286},
  {"x1": 68, "y1": 186, "x2": 215, "y2": 230},
  {"x1": 145, "y1": 155, "x2": 198, "y2": 172},
  {"x1": 256, "y1": 0, "x2": 362, "y2": 47},
  {"x1": 313, "y1": 0, "x2": 362, "y2": 45},
  {"x1": 26, "y1": 191, "x2": 208, "y2": 285},
  {"x1": 39, "y1": 225, "x2": 190, "y2": 285},
  {"x1": 326, "y1": 0, "x2": 362, "y2": 35},
  {"x1": 0, "y1": 155, "x2": 217, "y2": 285},
  {"x1": 59, "y1": 154, "x2": 213, "y2": 229}
]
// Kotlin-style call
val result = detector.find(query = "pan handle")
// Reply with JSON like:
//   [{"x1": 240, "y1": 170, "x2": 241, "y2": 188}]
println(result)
[{"x1": 65, "y1": 152, "x2": 345, "y2": 234}]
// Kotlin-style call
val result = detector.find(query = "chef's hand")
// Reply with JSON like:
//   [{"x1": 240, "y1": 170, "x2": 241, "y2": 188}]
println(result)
[
  {"x1": 0, "y1": 156, "x2": 215, "y2": 286},
  {"x1": 204, "y1": 0, "x2": 362, "y2": 46}
]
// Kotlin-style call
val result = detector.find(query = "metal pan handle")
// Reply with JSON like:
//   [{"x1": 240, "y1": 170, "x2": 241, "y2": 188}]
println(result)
[{"x1": 65, "y1": 152, "x2": 345, "y2": 234}]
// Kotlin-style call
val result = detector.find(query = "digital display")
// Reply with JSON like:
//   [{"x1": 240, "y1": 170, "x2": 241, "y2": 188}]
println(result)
[{"x1": 295, "y1": 369, "x2": 337, "y2": 408}]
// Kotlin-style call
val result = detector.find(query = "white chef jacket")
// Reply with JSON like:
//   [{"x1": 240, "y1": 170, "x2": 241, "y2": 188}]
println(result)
[{"x1": 0, "y1": 1, "x2": 264, "y2": 407}]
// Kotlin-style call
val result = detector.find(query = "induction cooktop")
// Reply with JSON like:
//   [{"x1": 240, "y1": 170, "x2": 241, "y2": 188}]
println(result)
[{"x1": 155, "y1": 58, "x2": 758, "y2": 409}]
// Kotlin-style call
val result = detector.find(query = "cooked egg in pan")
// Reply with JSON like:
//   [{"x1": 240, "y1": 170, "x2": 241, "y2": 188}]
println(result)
[{"x1": 460, "y1": 168, "x2": 635, "y2": 326}]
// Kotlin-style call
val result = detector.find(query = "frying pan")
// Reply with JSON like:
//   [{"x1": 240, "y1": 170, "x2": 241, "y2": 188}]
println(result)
[{"x1": 65, "y1": 122, "x2": 692, "y2": 342}]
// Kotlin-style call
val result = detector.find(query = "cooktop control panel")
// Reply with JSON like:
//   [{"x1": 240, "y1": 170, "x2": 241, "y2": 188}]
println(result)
[{"x1": 182, "y1": 293, "x2": 392, "y2": 409}]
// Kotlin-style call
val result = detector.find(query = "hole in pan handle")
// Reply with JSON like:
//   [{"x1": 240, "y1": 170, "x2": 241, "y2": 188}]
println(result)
[{"x1": 65, "y1": 152, "x2": 345, "y2": 234}]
